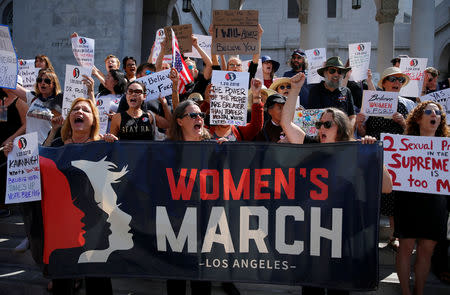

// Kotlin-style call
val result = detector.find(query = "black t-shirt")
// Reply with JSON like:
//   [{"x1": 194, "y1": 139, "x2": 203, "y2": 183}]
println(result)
[{"x1": 306, "y1": 81, "x2": 355, "y2": 116}]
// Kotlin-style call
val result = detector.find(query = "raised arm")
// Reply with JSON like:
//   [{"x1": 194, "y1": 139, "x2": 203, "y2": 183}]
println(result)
[
  {"x1": 4, "y1": 84, "x2": 28, "y2": 102},
  {"x1": 169, "y1": 68, "x2": 180, "y2": 110},
  {"x1": 252, "y1": 24, "x2": 264, "y2": 64},
  {"x1": 366, "y1": 69, "x2": 376, "y2": 91},
  {"x1": 192, "y1": 35, "x2": 213, "y2": 80},
  {"x1": 280, "y1": 72, "x2": 307, "y2": 144},
  {"x1": 158, "y1": 96, "x2": 172, "y2": 123},
  {"x1": 82, "y1": 75, "x2": 95, "y2": 103},
  {"x1": 156, "y1": 36, "x2": 168, "y2": 72},
  {"x1": 147, "y1": 41, "x2": 156, "y2": 64}
]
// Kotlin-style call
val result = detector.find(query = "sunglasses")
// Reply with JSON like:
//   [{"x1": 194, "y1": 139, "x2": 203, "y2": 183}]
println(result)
[
  {"x1": 36, "y1": 77, "x2": 52, "y2": 84},
  {"x1": 423, "y1": 109, "x2": 442, "y2": 116},
  {"x1": 327, "y1": 68, "x2": 343, "y2": 75},
  {"x1": 385, "y1": 76, "x2": 406, "y2": 84},
  {"x1": 315, "y1": 121, "x2": 333, "y2": 129},
  {"x1": 181, "y1": 112, "x2": 205, "y2": 119},
  {"x1": 278, "y1": 85, "x2": 291, "y2": 90},
  {"x1": 127, "y1": 89, "x2": 144, "y2": 95}
]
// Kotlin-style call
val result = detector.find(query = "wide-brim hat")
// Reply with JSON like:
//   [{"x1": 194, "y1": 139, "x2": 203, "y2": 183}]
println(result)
[
  {"x1": 317, "y1": 56, "x2": 351, "y2": 77},
  {"x1": 269, "y1": 77, "x2": 291, "y2": 91},
  {"x1": 377, "y1": 67, "x2": 410, "y2": 89},
  {"x1": 261, "y1": 56, "x2": 280, "y2": 73}
]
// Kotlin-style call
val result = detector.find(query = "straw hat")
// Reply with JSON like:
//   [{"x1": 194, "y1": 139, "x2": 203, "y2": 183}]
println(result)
[
  {"x1": 269, "y1": 77, "x2": 291, "y2": 91},
  {"x1": 317, "y1": 56, "x2": 351, "y2": 77},
  {"x1": 377, "y1": 67, "x2": 410, "y2": 89}
]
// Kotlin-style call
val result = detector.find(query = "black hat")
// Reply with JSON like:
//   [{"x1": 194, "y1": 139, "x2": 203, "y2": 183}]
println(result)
[{"x1": 265, "y1": 93, "x2": 287, "y2": 109}]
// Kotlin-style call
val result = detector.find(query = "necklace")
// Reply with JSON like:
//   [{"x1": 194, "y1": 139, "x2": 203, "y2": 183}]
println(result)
[{"x1": 71, "y1": 136, "x2": 91, "y2": 143}]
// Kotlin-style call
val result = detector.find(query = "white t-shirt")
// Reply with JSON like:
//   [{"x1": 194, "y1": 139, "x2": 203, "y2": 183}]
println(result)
[{"x1": 25, "y1": 91, "x2": 53, "y2": 144}]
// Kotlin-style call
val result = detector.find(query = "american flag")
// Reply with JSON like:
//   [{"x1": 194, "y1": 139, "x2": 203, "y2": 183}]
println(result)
[{"x1": 171, "y1": 29, "x2": 193, "y2": 94}]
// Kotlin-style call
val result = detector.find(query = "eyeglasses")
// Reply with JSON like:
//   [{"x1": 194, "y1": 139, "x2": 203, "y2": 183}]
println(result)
[
  {"x1": 315, "y1": 121, "x2": 333, "y2": 129},
  {"x1": 385, "y1": 76, "x2": 406, "y2": 84},
  {"x1": 127, "y1": 89, "x2": 144, "y2": 95},
  {"x1": 423, "y1": 109, "x2": 441, "y2": 116},
  {"x1": 278, "y1": 85, "x2": 291, "y2": 90},
  {"x1": 228, "y1": 63, "x2": 242, "y2": 68},
  {"x1": 36, "y1": 77, "x2": 52, "y2": 84},
  {"x1": 181, "y1": 112, "x2": 205, "y2": 119},
  {"x1": 327, "y1": 68, "x2": 343, "y2": 75}
]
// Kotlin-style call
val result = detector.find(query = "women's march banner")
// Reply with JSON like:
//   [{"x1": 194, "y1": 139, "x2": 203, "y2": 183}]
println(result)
[{"x1": 39, "y1": 141, "x2": 383, "y2": 291}]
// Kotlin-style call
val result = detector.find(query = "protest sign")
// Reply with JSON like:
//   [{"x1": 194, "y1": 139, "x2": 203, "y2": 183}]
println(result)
[
  {"x1": 40, "y1": 141, "x2": 382, "y2": 291},
  {"x1": 349, "y1": 42, "x2": 371, "y2": 81},
  {"x1": 96, "y1": 95, "x2": 111, "y2": 135},
  {"x1": 0, "y1": 25, "x2": 17, "y2": 89},
  {"x1": 184, "y1": 34, "x2": 212, "y2": 59},
  {"x1": 62, "y1": 65, "x2": 92, "y2": 118},
  {"x1": 211, "y1": 70, "x2": 249, "y2": 126},
  {"x1": 5, "y1": 132, "x2": 41, "y2": 204},
  {"x1": 382, "y1": 133, "x2": 450, "y2": 196},
  {"x1": 305, "y1": 48, "x2": 326, "y2": 84},
  {"x1": 151, "y1": 29, "x2": 172, "y2": 64},
  {"x1": 18, "y1": 59, "x2": 39, "y2": 90},
  {"x1": 420, "y1": 88, "x2": 450, "y2": 125},
  {"x1": 293, "y1": 109, "x2": 325, "y2": 136},
  {"x1": 361, "y1": 90, "x2": 398, "y2": 117},
  {"x1": 163, "y1": 24, "x2": 192, "y2": 55},
  {"x1": 136, "y1": 69, "x2": 172, "y2": 101},
  {"x1": 242, "y1": 59, "x2": 263, "y2": 81},
  {"x1": 212, "y1": 10, "x2": 259, "y2": 55},
  {"x1": 71, "y1": 35, "x2": 95, "y2": 67},
  {"x1": 399, "y1": 58, "x2": 427, "y2": 97}
]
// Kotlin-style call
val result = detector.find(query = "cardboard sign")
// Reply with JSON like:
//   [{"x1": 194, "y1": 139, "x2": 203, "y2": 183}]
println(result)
[
  {"x1": 96, "y1": 95, "x2": 111, "y2": 135},
  {"x1": 62, "y1": 65, "x2": 92, "y2": 118},
  {"x1": 399, "y1": 58, "x2": 427, "y2": 97},
  {"x1": 382, "y1": 133, "x2": 450, "y2": 196},
  {"x1": 212, "y1": 10, "x2": 259, "y2": 55},
  {"x1": 293, "y1": 109, "x2": 325, "y2": 136},
  {"x1": 361, "y1": 90, "x2": 398, "y2": 117},
  {"x1": 420, "y1": 88, "x2": 450, "y2": 125},
  {"x1": 18, "y1": 59, "x2": 39, "y2": 90},
  {"x1": 184, "y1": 34, "x2": 212, "y2": 59},
  {"x1": 136, "y1": 69, "x2": 172, "y2": 101},
  {"x1": 349, "y1": 42, "x2": 371, "y2": 81},
  {"x1": 0, "y1": 25, "x2": 17, "y2": 89},
  {"x1": 5, "y1": 132, "x2": 41, "y2": 204},
  {"x1": 305, "y1": 48, "x2": 326, "y2": 84},
  {"x1": 71, "y1": 36, "x2": 95, "y2": 67},
  {"x1": 163, "y1": 24, "x2": 192, "y2": 55},
  {"x1": 210, "y1": 70, "x2": 249, "y2": 126}
]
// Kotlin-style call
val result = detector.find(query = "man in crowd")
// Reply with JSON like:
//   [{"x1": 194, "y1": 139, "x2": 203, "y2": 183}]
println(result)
[
  {"x1": 283, "y1": 49, "x2": 310, "y2": 107},
  {"x1": 254, "y1": 93, "x2": 286, "y2": 142}
]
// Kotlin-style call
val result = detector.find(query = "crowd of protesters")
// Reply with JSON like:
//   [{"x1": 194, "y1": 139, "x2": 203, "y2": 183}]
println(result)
[{"x1": 0, "y1": 24, "x2": 449, "y2": 295}]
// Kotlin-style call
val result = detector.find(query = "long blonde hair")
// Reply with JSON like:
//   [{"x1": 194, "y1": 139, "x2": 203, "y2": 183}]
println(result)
[{"x1": 61, "y1": 98, "x2": 101, "y2": 141}]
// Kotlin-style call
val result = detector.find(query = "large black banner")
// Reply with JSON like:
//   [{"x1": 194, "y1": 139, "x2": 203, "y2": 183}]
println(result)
[{"x1": 39, "y1": 141, "x2": 383, "y2": 291}]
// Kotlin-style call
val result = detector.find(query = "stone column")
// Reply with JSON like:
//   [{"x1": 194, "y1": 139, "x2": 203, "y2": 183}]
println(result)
[
  {"x1": 374, "y1": 0, "x2": 399, "y2": 73},
  {"x1": 410, "y1": 0, "x2": 434, "y2": 64},
  {"x1": 299, "y1": 0, "x2": 327, "y2": 50}
]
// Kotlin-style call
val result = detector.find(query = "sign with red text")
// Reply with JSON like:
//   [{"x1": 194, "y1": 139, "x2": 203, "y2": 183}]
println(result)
[
  {"x1": 152, "y1": 29, "x2": 172, "y2": 64},
  {"x1": 18, "y1": 59, "x2": 39, "y2": 90},
  {"x1": 211, "y1": 70, "x2": 249, "y2": 126},
  {"x1": 71, "y1": 35, "x2": 95, "y2": 67},
  {"x1": 5, "y1": 132, "x2": 41, "y2": 204},
  {"x1": 361, "y1": 90, "x2": 398, "y2": 117},
  {"x1": 62, "y1": 65, "x2": 92, "y2": 118},
  {"x1": 305, "y1": 48, "x2": 326, "y2": 84},
  {"x1": 399, "y1": 58, "x2": 427, "y2": 97},
  {"x1": 420, "y1": 88, "x2": 450, "y2": 125},
  {"x1": 349, "y1": 42, "x2": 371, "y2": 81},
  {"x1": 382, "y1": 133, "x2": 450, "y2": 195}
]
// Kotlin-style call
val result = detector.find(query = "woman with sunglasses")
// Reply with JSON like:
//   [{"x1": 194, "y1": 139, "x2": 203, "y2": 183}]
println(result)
[
  {"x1": 108, "y1": 81, "x2": 170, "y2": 140},
  {"x1": 356, "y1": 66, "x2": 411, "y2": 252},
  {"x1": 281, "y1": 72, "x2": 393, "y2": 295},
  {"x1": 394, "y1": 101, "x2": 449, "y2": 295},
  {"x1": 269, "y1": 77, "x2": 292, "y2": 97}
]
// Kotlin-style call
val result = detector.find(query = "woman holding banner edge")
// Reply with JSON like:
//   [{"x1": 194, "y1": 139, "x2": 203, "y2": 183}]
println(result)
[{"x1": 394, "y1": 101, "x2": 449, "y2": 295}]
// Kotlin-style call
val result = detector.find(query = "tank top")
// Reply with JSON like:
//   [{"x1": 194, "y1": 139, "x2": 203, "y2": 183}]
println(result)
[{"x1": 118, "y1": 111, "x2": 154, "y2": 141}]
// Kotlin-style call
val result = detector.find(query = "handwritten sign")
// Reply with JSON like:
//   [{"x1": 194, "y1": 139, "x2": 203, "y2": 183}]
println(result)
[
  {"x1": 212, "y1": 10, "x2": 259, "y2": 55},
  {"x1": 293, "y1": 109, "x2": 325, "y2": 136},
  {"x1": 184, "y1": 34, "x2": 212, "y2": 59},
  {"x1": 71, "y1": 35, "x2": 95, "y2": 67},
  {"x1": 62, "y1": 65, "x2": 92, "y2": 118},
  {"x1": 0, "y1": 25, "x2": 17, "y2": 89},
  {"x1": 382, "y1": 133, "x2": 450, "y2": 196},
  {"x1": 399, "y1": 58, "x2": 427, "y2": 97},
  {"x1": 163, "y1": 24, "x2": 192, "y2": 55},
  {"x1": 136, "y1": 69, "x2": 172, "y2": 101},
  {"x1": 349, "y1": 42, "x2": 371, "y2": 81},
  {"x1": 18, "y1": 59, "x2": 39, "y2": 90},
  {"x1": 5, "y1": 132, "x2": 41, "y2": 204},
  {"x1": 361, "y1": 90, "x2": 398, "y2": 117},
  {"x1": 211, "y1": 70, "x2": 249, "y2": 126},
  {"x1": 420, "y1": 88, "x2": 450, "y2": 125},
  {"x1": 305, "y1": 48, "x2": 326, "y2": 84}
]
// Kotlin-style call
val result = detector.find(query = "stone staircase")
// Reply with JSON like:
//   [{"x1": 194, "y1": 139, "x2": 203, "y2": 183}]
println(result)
[{"x1": 0, "y1": 210, "x2": 448, "y2": 295}]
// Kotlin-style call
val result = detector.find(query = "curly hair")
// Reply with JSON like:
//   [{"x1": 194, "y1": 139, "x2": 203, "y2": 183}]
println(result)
[
  {"x1": 405, "y1": 101, "x2": 449, "y2": 137},
  {"x1": 319, "y1": 108, "x2": 353, "y2": 142}
]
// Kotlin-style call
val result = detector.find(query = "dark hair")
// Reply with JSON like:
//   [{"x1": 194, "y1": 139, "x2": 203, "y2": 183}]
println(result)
[
  {"x1": 136, "y1": 63, "x2": 156, "y2": 76},
  {"x1": 35, "y1": 55, "x2": 55, "y2": 72},
  {"x1": 126, "y1": 80, "x2": 146, "y2": 93},
  {"x1": 405, "y1": 101, "x2": 449, "y2": 137},
  {"x1": 390, "y1": 58, "x2": 400, "y2": 66},
  {"x1": 122, "y1": 56, "x2": 137, "y2": 70},
  {"x1": 167, "y1": 100, "x2": 210, "y2": 141},
  {"x1": 109, "y1": 69, "x2": 127, "y2": 94},
  {"x1": 319, "y1": 108, "x2": 353, "y2": 142}
]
